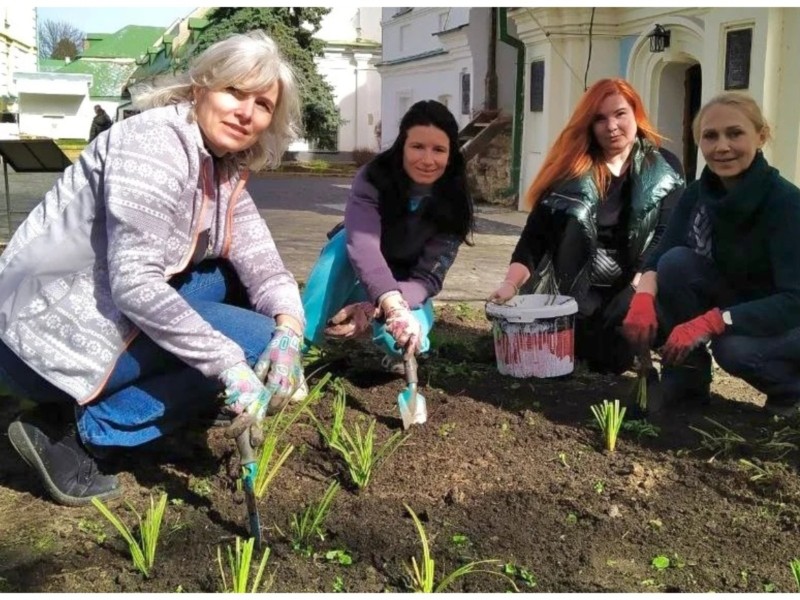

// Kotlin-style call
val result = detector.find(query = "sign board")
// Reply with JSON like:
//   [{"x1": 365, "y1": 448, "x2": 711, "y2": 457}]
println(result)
[{"x1": 0, "y1": 139, "x2": 72, "y2": 173}]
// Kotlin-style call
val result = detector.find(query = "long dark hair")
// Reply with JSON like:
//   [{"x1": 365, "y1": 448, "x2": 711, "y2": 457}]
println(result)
[{"x1": 365, "y1": 100, "x2": 474, "y2": 244}]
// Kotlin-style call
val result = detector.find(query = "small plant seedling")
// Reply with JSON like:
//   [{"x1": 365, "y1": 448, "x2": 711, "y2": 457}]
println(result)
[
  {"x1": 78, "y1": 517, "x2": 108, "y2": 544},
  {"x1": 324, "y1": 549, "x2": 353, "y2": 565},
  {"x1": 593, "y1": 480, "x2": 605, "y2": 494},
  {"x1": 689, "y1": 417, "x2": 748, "y2": 460},
  {"x1": 565, "y1": 513, "x2": 578, "y2": 526},
  {"x1": 255, "y1": 373, "x2": 332, "y2": 499},
  {"x1": 558, "y1": 452, "x2": 570, "y2": 468},
  {"x1": 622, "y1": 419, "x2": 661, "y2": 440},
  {"x1": 188, "y1": 476, "x2": 213, "y2": 497},
  {"x1": 648, "y1": 519, "x2": 663, "y2": 531},
  {"x1": 451, "y1": 534, "x2": 470, "y2": 547},
  {"x1": 329, "y1": 417, "x2": 408, "y2": 489},
  {"x1": 763, "y1": 582, "x2": 776, "y2": 592},
  {"x1": 309, "y1": 377, "x2": 346, "y2": 448},
  {"x1": 738, "y1": 458, "x2": 785, "y2": 483},
  {"x1": 503, "y1": 563, "x2": 537, "y2": 588},
  {"x1": 91, "y1": 493, "x2": 168, "y2": 578},
  {"x1": 332, "y1": 575, "x2": 346, "y2": 593},
  {"x1": 290, "y1": 481, "x2": 340, "y2": 555},
  {"x1": 791, "y1": 558, "x2": 800, "y2": 591},
  {"x1": 590, "y1": 399, "x2": 626, "y2": 452},
  {"x1": 169, "y1": 498, "x2": 185, "y2": 507},
  {"x1": 438, "y1": 423, "x2": 456, "y2": 438},
  {"x1": 217, "y1": 537, "x2": 271, "y2": 593},
  {"x1": 404, "y1": 504, "x2": 517, "y2": 593},
  {"x1": 651, "y1": 555, "x2": 670, "y2": 571}
]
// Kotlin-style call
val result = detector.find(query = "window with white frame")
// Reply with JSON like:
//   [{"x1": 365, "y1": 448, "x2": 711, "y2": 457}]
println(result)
[
  {"x1": 399, "y1": 24, "x2": 409, "y2": 53},
  {"x1": 438, "y1": 11, "x2": 449, "y2": 31}
]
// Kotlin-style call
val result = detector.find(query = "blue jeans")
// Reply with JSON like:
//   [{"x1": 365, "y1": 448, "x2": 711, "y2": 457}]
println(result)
[
  {"x1": 657, "y1": 246, "x2": 800, "y2": 398},
  {"x1": 302, "y1": 228, "x2": 434, "y2": 357},
  {"x1": 0, "y1": 261, "x2": 275, "y2": 448}
]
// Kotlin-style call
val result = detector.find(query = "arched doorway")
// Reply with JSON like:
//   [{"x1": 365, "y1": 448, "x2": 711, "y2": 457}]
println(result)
[{"x1": 628, "y1": 18, "x2": 705, "y2": 181}]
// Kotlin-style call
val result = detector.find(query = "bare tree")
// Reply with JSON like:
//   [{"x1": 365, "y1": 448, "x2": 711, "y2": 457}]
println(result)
[{"x1": 38, "y1": 19, "x2": 84, "y2": 59}]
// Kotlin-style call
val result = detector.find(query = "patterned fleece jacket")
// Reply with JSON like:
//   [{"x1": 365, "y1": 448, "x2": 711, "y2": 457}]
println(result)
[{"x1": 0, "y1": 103, "x2": 304, "y2": 404}]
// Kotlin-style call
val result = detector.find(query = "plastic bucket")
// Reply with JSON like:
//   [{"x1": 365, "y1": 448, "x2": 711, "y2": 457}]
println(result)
[{"x1": 485, "y1": 294, "x2": 579, "y2": 378}]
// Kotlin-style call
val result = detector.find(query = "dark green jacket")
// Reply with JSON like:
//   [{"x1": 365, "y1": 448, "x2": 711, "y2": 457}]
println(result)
[
  {"x1": 644, "y1": 152, "x2": 800, "y2": 336},
  {"x1": 512, "y1": 138, "x2": 683, "y2": 289}
]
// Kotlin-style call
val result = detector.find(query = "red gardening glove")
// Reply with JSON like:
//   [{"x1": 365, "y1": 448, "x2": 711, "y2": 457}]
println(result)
[
  {"x1": 622, "y1": 292, "x2": 658, "y2": 351},
  {"x1": 660, "y1": 308, "x2": 726, "y2": 365}
]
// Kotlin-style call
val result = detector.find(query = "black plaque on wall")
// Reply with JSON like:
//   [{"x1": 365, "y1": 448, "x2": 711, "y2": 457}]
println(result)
[
  {"x1": 724, "y1": 28, "x2": 752, "y2": 90},
  {"x1": 460, "y1": 72, "x2": 471, "y2": 115},
  {"x1": 530, "y1": 60, "x2": 545, "y2": 112}
]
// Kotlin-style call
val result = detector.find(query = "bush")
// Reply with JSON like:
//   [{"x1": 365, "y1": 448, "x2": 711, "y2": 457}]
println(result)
[{"x1": 352, "y1": 147, "x2": 377, "y2": 167}]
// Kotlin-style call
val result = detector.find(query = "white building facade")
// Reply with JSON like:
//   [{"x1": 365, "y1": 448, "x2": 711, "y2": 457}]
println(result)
[
  {"x1": 313, "y1": 7, "x2": 383, "y2": 152},
  {"x1": 377, "y1": 7, "x2": 518, "y2": 149}
]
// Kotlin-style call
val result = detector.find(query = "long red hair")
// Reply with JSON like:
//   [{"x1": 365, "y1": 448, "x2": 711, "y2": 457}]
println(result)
[{"x1": 524, "y1": 78, "x2": 663, "y2": 210}]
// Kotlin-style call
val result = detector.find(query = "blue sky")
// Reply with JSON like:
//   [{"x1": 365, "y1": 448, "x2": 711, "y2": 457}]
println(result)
[{"x1": 35, "y1": 7, "x2": 197, "y2": 34}]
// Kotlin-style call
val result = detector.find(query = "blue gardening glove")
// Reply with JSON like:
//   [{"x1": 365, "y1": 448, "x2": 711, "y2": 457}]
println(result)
[
  {"x1": 220, "y1": 362, "x2": 270, "y2": 443},
  {"x1": 253, "y1": 325, "x2": 305, "y2": 415}
]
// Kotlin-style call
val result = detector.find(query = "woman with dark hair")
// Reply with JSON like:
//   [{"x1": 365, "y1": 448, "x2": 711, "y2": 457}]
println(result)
[
  {"x1": 488, "y1": 78, "x2": 685, "y2": 375},
  {"x1": 303, "y1": 99, "x2": 474, "y2": 371}
]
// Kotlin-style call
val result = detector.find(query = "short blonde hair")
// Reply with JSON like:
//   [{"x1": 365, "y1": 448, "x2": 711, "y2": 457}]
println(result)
[
  {"x1": 133, "y1": 30, "x2": 301, "y2": 171},
  {"x1": 692, "y1": 92, "x2": 772, "y2": 145}
]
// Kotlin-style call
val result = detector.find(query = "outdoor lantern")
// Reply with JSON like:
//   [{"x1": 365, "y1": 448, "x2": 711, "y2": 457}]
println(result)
[{"x1": 647, "y1": 24, "x2": 671, "y2": 53}]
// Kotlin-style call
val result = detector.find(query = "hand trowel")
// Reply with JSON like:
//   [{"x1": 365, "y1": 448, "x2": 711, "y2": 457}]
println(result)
[{"x1": 397, "y1": 342, "x2": 427, "y2": 430}]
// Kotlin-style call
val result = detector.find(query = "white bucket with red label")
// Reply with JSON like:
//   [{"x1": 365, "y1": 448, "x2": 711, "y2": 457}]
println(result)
[{"x1": 485, "y1": 294, "x2": 578, "y2": 378}]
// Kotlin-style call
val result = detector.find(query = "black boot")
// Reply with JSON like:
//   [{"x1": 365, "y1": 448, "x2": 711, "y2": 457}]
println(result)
[
  {"x1": 7, "y1": 407, "x2": 121, "y2": 507},
  {"x1": 764, "y1": 395, "x2": 800, "y2": 419},
  {"x1": 650, "y1": 349, "x2": 712, "y2": 413}
]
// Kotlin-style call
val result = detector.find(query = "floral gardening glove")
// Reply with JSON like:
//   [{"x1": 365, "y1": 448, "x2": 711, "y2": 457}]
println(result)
[
  {"x1": 324, "y1": 301, "x2": 376, "y2": 339},
  {"x1": 660, "y1": 308, "x2": 726, "y2": 365},
  {"x1": 220, "y1": 361, "x2": 271, "y2": 444},
  {"x1": 253, "y1": 325, "x2": 305, "y2": 413},
  {"x1": 379, "y1": 291, "x2": 421, "y2": 354}
]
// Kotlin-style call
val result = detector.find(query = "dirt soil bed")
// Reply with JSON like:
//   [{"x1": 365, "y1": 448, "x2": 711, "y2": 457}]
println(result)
[{"x1": 1, "y1": 304, "x2": 799, "y2": 593}]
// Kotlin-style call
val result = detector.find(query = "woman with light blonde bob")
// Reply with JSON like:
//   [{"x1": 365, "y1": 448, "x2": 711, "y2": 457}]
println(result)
[
  {"x1": 622, "y1": 92, "x2": 800, "y2": 416},
  {"x1": 0, "y1": 31, "x2": 307, "y2": 507},
  {"x1": 489, "y1": 78, "x2": 684, "y2": 375}
]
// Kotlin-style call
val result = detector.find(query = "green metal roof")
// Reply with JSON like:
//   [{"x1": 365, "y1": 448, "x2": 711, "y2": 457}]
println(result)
[
  {"x1": 80, "y1": 26, "x2": 166, "y2": 59},
  {"x1": 59, "y1": 59, "x2": 139, "y2": 98},
  {"x1": 38, "y1": 58, "x2": 67, "y2": 72}
]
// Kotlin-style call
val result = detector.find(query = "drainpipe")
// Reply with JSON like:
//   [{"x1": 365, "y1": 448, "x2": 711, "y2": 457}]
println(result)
[{"x1": 498, "y1": 8, "x2": 525, "y2": 206}]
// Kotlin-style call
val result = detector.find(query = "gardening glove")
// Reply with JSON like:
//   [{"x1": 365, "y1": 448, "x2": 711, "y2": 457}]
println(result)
[
  {"x1": 487, "y1": 280, "x2": 518, "y2": 304},
  {"x1": 660, "y1": 308, "x2": 725, "y2": 366},
  {"x1": 379, "y1": 291, "x2": 421, "y2": 354},
  {"x1": 253, "y1": 324, "x2": 305, "y2": 415},
  {"x1": 324, "y1": 301, "x2": 377, "y2": 339},
  {"x1": 220, "y1": 361, "x2": 271, "y2": 444},
  {"x1": 622, "y1": 292, "x2": 658, "y2": 351}
]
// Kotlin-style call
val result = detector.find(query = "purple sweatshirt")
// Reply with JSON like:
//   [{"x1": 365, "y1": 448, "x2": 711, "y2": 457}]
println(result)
[{"x1": 344, "y1": 167, "x2": 462, "y2": 308}]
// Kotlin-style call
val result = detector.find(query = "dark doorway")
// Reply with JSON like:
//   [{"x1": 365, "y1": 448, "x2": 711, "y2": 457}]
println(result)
[{"x1": 683, "y1": 64, "x2": 702, "y2": 182}]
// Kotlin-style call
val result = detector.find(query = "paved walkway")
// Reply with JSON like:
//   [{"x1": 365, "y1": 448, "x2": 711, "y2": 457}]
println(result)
[
  {"x1": 1, "y1": 170, "x2": 528, "y2": 303},
  {"x1": 247, "y1": 174, "x2": 527, "y2": 302}
]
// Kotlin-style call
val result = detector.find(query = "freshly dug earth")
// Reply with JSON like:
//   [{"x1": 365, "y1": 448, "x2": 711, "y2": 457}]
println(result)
[{"x1": 1, "y1": 304, "x2": 798, "y2": 593}]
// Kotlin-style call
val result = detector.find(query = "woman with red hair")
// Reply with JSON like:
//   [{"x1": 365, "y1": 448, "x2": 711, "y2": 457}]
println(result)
[{"x1": 489, "y1": 78, "x2": 684, "y2": 374}]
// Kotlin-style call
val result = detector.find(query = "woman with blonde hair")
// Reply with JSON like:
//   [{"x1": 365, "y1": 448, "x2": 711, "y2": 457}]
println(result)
[
  {"x1": 489, "y1": 78, "x2": 684, "y2": 374},
  {"x1": 0, "y1": 31, "x2": 306, "y2": 506},
  {"x1": 622, "y1": 92, "x2": 800, "y2": 416}
]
